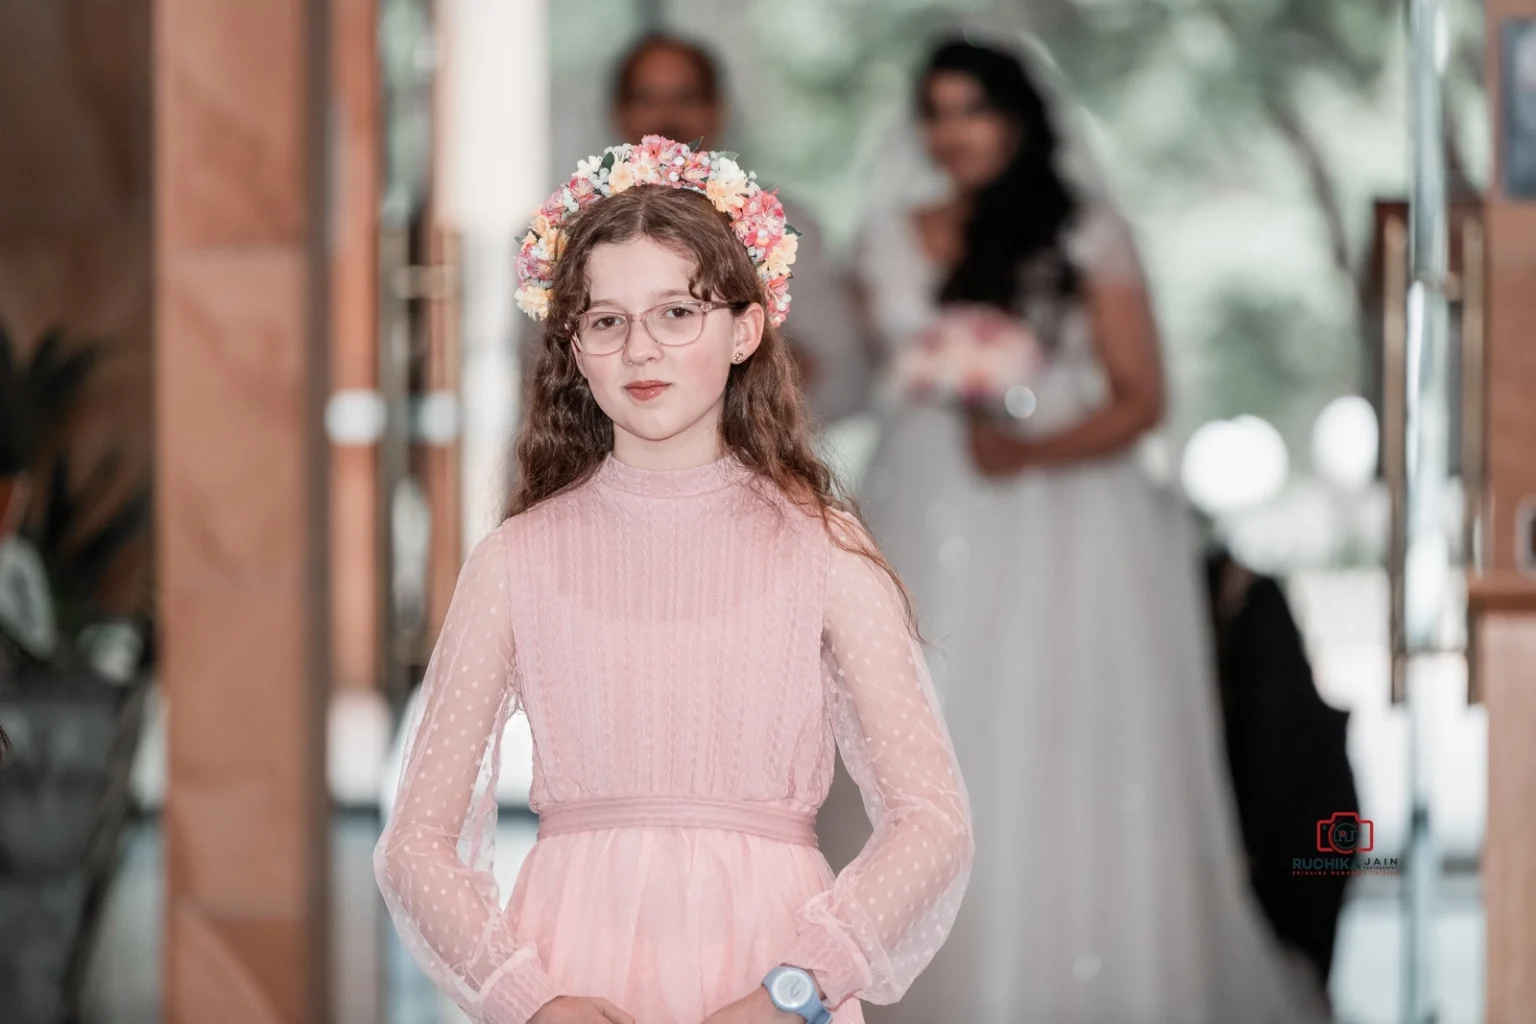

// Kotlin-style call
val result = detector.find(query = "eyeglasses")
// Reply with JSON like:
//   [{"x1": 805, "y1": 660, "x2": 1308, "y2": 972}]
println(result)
[{"x1": 572, "y1": 299, "x2": 735, "y2": 355}]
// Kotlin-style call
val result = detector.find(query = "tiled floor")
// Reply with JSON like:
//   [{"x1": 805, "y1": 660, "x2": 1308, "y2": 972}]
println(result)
[{"x1": 83, "y1": 814, "x2": 1482, "y2": 1024}]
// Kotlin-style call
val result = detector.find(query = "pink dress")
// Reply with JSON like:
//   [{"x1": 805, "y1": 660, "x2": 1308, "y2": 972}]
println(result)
[{"x1": 375, "y1": 454, "x2": 973, "y2": 1023}]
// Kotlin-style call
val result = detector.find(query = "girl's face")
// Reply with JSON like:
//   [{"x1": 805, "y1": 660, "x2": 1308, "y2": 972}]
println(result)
[
  {"x1": 921, "y1": 71, "x2": 1019, "y2": 193},
  {"x1": 574, "y1": 236, "x2": 763, "y2": 464}
]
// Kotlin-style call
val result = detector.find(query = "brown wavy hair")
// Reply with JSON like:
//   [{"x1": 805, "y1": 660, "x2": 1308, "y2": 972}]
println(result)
[{"x1": 509, "y1": 185, "x2": 919, "y2": 634}]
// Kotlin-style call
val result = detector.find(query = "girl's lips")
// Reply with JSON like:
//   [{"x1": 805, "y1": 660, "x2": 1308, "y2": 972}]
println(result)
[{"x1": 624, "y1": 381, "x2": 670, "y2": 401}]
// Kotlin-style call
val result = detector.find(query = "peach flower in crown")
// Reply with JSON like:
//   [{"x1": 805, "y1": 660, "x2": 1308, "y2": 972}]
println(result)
[{"x1": 514, "y1": 136, "x2": 799, "y2": 326}]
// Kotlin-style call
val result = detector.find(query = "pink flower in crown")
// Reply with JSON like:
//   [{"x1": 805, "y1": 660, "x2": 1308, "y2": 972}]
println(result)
[
  {"x1": 763, "y1": 274, "x2": 792, "y2": 325},
  {"x1": 736, "y1": 188, "x2": 784, "y2": 223},
  {"x1": 517, "y1": 242, "x2": 553, "y2": 286},
  {"x1": 634, "y1": 135, "x2": 672, "y2": 164},
  {"x1": 735, "y1": 214, "x2": 783, "y2": 255},
  {"x1": 681, "y1": 150, "x2": 713, "y2": 187},
  {"x1": 538, "y1": 193, "x2": 567, "y2": 225},
  {"x1": 732, "y1": 190, "x2": 787, "y2": 250},
  {"x1": 567, "y1": 174, "x2": 599, "y2": 206},
  {"x1": 636, "y1": 135, "x2": 692, "y2": 182}
]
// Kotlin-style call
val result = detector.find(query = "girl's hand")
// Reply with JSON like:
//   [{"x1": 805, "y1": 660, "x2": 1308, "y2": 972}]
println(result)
[
  {"x1": 700, "y1": 984, "x2": 802, "y2": 1023},
  {"x1": 966, "y1": 414, "x2": 1032, "y2": 478},
  {"x1": 530, "y1": 995, "x2": 636, "y2": 1024}
]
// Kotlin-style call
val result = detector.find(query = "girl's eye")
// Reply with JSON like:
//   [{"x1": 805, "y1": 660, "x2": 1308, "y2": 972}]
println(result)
[
  {"x1": 660, "y1": 304, "x2": 697, "y2": 321},
  {"x1": 588, "y1": 314, "x2": 626, "y2": 332}
]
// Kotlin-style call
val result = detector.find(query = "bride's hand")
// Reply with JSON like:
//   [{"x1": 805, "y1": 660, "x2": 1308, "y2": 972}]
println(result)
[
  {"x1": 530, "y1": 995, "x2": 636, "y2": 1023},
  {"x1": 700, "y1": 985, "x2": 801, "y2": 1023},
  {"x1": 967, "y1": 414, "x2": 1032, "y2": 478}
]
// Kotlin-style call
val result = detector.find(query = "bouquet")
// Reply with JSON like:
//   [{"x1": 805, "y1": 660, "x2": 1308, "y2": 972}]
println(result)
[{"x1": 890, "y1": 305, "x2": 1044, "y2": 423}]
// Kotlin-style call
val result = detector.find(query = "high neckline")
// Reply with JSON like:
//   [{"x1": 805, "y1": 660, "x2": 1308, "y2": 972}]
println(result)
[{"x1": 594, "y1": 452, "x2": 753, "y2": 498}]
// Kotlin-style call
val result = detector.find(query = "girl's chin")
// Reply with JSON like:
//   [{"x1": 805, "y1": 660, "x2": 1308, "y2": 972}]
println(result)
[{"x1": 612, "y1": 414, "x2": 702, "y2": 443}]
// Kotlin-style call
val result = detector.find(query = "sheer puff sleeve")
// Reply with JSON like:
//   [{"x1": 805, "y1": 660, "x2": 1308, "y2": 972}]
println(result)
[
  {"x1": 373, "y1": 528, "x2": 562, "y2": 1024},
  {"x1": 782, "y1": 517, "x2": 975, "y2": 1007}
]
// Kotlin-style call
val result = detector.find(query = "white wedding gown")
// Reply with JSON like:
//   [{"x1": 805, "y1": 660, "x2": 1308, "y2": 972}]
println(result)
[{"x1": 818, "y1": 207, "x2": 1329, "y2": 1023}]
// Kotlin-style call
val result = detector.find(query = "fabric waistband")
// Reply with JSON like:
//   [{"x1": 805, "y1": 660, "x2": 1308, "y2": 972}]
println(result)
[{"x1": 536, "y1": 794, "x2": 818, "y2": 847}]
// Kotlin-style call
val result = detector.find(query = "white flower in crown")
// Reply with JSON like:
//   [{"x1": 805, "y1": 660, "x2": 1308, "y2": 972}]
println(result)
[
  {"x1": 607, "y1": 161, "x2": 639, "y2": 194},
  {"x1": 705, "y1": 158, "x2": 751, "y2": 210}
]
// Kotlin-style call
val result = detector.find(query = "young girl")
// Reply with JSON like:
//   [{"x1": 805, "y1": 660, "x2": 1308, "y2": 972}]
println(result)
[{"x1": 374, "y1": 137, "x2": 973, "y2": 1024}]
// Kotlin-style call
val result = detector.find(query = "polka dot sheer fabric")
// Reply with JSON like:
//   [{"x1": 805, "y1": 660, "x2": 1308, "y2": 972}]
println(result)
[{"x1": 374, "y1": 455, "x2": 973, "y2": 1022}]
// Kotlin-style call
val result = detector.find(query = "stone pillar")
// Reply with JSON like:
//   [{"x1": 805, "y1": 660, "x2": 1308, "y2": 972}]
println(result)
[{"x1": 155, "y1": 0, "x2": 332, "y2": 1019}]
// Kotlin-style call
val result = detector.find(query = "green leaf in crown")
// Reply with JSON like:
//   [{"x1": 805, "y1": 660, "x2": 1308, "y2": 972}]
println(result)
[{"x1": 599, "y1": 150, "x2": 617, "y2": 174}]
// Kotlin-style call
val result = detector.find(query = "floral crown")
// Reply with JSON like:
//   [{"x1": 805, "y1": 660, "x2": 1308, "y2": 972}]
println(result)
[{"x1": 514, "y1": 135, "x2": 798, "y2": 327}]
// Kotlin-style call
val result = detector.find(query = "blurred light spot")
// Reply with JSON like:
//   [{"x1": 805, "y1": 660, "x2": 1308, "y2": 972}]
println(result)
[
  {"x1": 1405, "y1": 533, "x2": 1452, "y2": 639},
  {"x1": 938, "y1": 535, "x2": 969, "y2": 570},
  {"x1": 415, "y1": 391, "x2": 461, "y2": 444},
  {"x1": 326, "y1": 389, "x2": 388, "y2": 445},
  {"x1": 1004, "y1": 385, "x2": 1037, "y2": 420},
  {"x1": 1311, "y1": 395, "x2": 1378, "y2": 492},
  {"x1": 1073, "y1": 952, "x2": 1102, "y2": 980},
  {"x1": 1181, "y1": 416, "x2": 1289, "y2": 515}
]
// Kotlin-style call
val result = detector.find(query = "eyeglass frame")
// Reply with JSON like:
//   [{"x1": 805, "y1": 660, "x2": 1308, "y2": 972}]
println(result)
[{"x1": 567, "y1": 298, "x2": 751, "y2": 355}]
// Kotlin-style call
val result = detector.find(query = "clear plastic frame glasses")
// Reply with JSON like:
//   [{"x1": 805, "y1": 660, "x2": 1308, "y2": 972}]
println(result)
[{"x1": 572, "y1": 300, "x2": 735, "y2": 355}]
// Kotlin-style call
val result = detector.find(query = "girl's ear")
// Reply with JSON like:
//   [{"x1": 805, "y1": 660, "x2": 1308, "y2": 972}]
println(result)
[{"x1": 731, "y1": 302, "x2": 766, "y2": 362}]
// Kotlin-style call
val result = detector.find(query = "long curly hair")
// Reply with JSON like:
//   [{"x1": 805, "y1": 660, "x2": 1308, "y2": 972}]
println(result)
[{"x1": 509, "y1": 185, "x2": 919, "y2": 632}]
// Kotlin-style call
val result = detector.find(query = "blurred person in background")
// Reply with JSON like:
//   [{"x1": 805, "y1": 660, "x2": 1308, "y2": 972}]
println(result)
[
  {"x1": 609, "y1": 33, "x2": 869, "y2": 429},
  {"x1": 1206, "y1": 547, "x2": 1358, "y2": 1009},
  {"x1": 825, "y1": 38, "x2": 1329, "y2": 1022}
]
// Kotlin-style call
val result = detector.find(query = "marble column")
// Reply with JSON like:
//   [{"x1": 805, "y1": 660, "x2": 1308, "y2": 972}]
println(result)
[{"x1": 155, "y1": 0, "x2": 332, "y2": 1020}]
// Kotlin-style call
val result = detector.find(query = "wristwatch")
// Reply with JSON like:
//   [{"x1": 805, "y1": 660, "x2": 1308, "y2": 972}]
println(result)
[{"x1": 762, "y1": 965, "x2": 832, "y2": 1024}]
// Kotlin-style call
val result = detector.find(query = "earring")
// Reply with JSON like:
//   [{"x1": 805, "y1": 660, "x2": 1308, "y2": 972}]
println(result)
[{"x1": 732, "y1": 352, "x2": 744, "y2": 363}]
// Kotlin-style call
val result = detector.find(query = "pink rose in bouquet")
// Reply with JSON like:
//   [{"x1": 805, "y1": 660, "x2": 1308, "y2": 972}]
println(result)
[{"x1": 892, "y1": 305, "x2": 1044, "y2": 418}]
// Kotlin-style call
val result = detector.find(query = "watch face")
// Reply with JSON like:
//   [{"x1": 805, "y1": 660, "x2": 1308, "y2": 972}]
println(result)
[{"x1": 772, "y1": 970, "x2": 814, "y2": 1007}]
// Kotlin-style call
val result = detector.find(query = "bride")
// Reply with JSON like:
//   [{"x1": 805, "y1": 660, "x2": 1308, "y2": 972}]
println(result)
[{"x1": 822, "y1": 38, "x2": 1330, "y2": 1023}]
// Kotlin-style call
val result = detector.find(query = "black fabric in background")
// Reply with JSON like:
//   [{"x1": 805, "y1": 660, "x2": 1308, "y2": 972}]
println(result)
[{"x1": 1206, "y1": 552, "x2": 1359, "y2": 987}]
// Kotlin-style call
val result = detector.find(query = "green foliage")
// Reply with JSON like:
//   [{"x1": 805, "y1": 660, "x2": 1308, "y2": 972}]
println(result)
[
  {"x1": 16, "y1": 452, "x2": 151, "y2": 653},
  {"x1": 0, "y1": 326, "x2": 102, "y2": 476},
  {"x1": 0, "y1": 325, "x2": 150, "y2": 681}
]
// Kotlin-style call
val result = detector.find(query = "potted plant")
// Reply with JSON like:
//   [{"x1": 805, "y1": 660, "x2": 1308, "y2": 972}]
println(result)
[
  {"x1": 0, "y1": 326, "x2": 150, "y2": 1024},
  {"x1": 0, "y1": 325, "x2": 100, "y2": 540}
]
